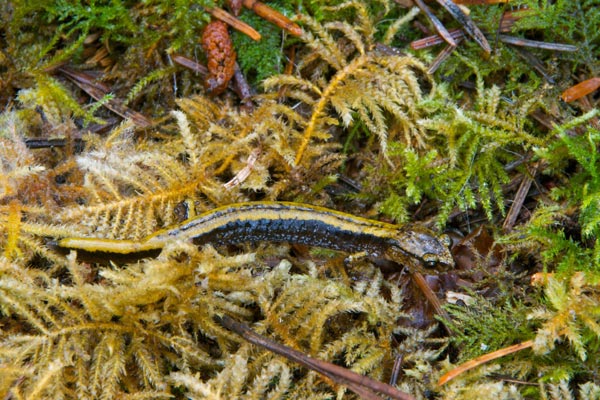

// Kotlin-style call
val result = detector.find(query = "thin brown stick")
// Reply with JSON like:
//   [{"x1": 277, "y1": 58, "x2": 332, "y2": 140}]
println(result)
[
  {"x1": 218, "y1": 315, "x2": 416, "y2": 400},
  {"x1": 173, "y1": 55, "x2": 252, "y2": 102},
  {"x1": 453, "y1": 0, "x2": 509, "y2": 3},
  {"x1": 207, "y1": 7, "x2": 261, "y2": 41},
  {"x1": 499, "y1": 35, "x2": 578, "y2": 52},
  {"x1": 414, "y1": 0, "x2": 457, "y2": 47},
  {"x1": 434, "y1": 0, "x2": 491, "y2": 53},
  {"x1": 428, "y1": 40, "x2": 461, "y2": 74},
  {"x1": 243, "y1": 0, "x2": 303, "y2": 36},
  {"x1": 25, "y1": 138, "x2": 86, "y2": 152},
  {"x1": 389, "y1": 354, "x2": 404, "y2": 386},
  {"x1": 411, "y1": 28, "x2": 464, "y2": 50},
  {"x1": 411, "y1": 9, "x2": 519, "y2": 52},
  {"x1": 437, "y1": 339, "x2": 534, "y2": 385},
  {"x1": 411, "y1": 271, "x2": 453, "y2": 334},
  {"x1": 171, "y1": 54, "x2": 208, "y2": 76},
  {"x1": 502, "y1": 163, "x2": 537, "y2": 232},
  {"x1": 58, "y1": 67, "x2": 152, "y2": 128},
  {"x1": 233, "y1": 62, "x2": 253, "y2": 102}
]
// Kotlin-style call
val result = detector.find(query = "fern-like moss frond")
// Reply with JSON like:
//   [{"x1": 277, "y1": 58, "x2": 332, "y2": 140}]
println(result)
[
  {"x1": 56, "y1": 113, "x2": 221, "y2": 239},
  {"x1": 419, "y1": 80, "x2": 545, "y2": 221},
  {"x1": 445, "y1": 295, "x2": 535, "y2": 362},
  {"x1": 171, "y1": 348, "x2": 293, "y2": 400},
  {"x1": 264, "y1": 11, "x2": 432, "y2": 166},
  {"x1": 529, "y1": 272, "x2": 600, "y2": 361},
  {"x1": 2, "y1": 243, "x2": 276, "y2": 398},
  {"x1": 502, "y1": 112, "x2": 600, "y2": 274},
  {"x1": 17, "y1": 73, "x2": 103, "y2": 126},
  {"x1": 168, "y1": 257, "x2": 408, "y2": 399},
  {"x1": 366, "y1": 72, "x2": 549, "y2": 225},
  {"x1": 0, "y1": 113, "x2": 78, "y2": 263}
]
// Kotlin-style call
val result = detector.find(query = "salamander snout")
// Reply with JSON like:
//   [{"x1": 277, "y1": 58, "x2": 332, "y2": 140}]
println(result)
[{"x1": 390, "y1": 229, "x2": 454, "y2": 269}]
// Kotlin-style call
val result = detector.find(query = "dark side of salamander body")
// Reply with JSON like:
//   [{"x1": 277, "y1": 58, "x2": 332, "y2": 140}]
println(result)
[{"x1": 188, "y1": 217, "x2": 391, "y2": 255}]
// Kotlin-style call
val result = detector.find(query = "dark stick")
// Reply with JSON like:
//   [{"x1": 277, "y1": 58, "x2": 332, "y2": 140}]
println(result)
[
  {"x1": 414, "y1": 0, "x2": 457, "y2": 47},
  {"x1": 410, "y1": 271, "x2": 452, "y2": 335},
  {"x1": 512, "y1": 47, "x2": 556, "y2": 84},
  {"x1": 411, "y1": 28, "x2": 464, "y2": 50},
  {"x1": 499, "y1": 35, "x2": 578, "y2": 52},
  {"x1": 389, "y1": 354, "x2": 403, "y2": 386},
  {"x1": 58, "y1": 67, "x2": 152, "y2": 128},
  {"x1": 218, "y1": 315, "x2": 416, "y2": 400},
  {"x1": 173, "y1": 55, "x2": 254, "y2": 104},
  {"x1": 428, "y1": 40, "x2": 461, "y2": 74},
  {"x1": 25, "y1": 138, "x2": 84, "y2": 151},
  {"x1": 435, "y1": 0, "x2": 491, "y2": 53},
  {"x1": 233, "y1": 62, "x2": 254, "y2": 104},
  {"x1": 502, "y1": 163, "x2": 537, "y2": 232},
  {"x1": 172, "y1": 54, "x2": 209, "y2": 76}
]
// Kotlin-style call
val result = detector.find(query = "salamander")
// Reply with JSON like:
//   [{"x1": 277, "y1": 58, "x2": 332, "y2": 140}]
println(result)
[{"x1": 58, "y1": 202, "x2": 453, "y2": 268}]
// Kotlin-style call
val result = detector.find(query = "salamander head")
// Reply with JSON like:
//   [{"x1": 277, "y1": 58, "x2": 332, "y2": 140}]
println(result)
[{"x1": 386, "y1": 227, "x2": 453, "y2": 269}]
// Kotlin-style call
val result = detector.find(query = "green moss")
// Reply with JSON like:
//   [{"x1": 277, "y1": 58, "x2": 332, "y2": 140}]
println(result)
[
  {"x1": 445, "y1": 295, "x2": 534, "y2": 361},
  {"x1": 232, "y1": 6, "x2": 289, "y2": 84},
  {"x1": 362, "y1": 75, "x2": 546, "y2": 225}
]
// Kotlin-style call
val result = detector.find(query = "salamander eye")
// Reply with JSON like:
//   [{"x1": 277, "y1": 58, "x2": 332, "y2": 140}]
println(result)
[
  {"x1": 422, "y1": 253, "x2": 438, "y2": 268},
  {"x1": 439, "y1": 233, "x2": 452, "y2": 248}
]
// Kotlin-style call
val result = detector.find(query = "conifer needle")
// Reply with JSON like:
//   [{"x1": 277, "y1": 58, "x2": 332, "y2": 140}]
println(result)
[
  {"x1": 437, "y1": 340, "x2": 534, "y2": 385},
  {"x1": 434, "y1": 0, "x2": 491, "y2": 53},
  {"x1": 218, "y1": 315, "x2": 416, "y2": 400}
]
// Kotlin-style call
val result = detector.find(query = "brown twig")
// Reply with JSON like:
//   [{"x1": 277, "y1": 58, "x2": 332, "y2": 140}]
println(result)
[
  {"x1": 498, "y1": 35, "x2": 578, "y2": 52},
  {"x1": 243, "y1": 0, "x2": 303, "y2": 36},
  {"x1": 411, "y1": 28, "x2": 464, "y2": 50},
  {"x1": 453, "y1": 0, "x2": 509, "y2": 3},
  {"x1": 389, "y1": 354, "x2": 404, "y2": 386},
  {"x1": 502, "y1": 163, "x2": 538, "y2": 232},
  {"x1": 393, "y1": 0, "x2": 510, "y2": 6},
  {"x1": 172, "y1": 55, "x2": 253, "y2": 102},
  {"x1": 233, "y1": 62, "x2": 254, "y2": 104},
  {"x1": 411, "y1": 6, "x2": 522, "y2": 52},
  {"x1": 218, "y1": 315, "x2": 416, "y2": 400},
  {"x1": 434, "y1": 0, "x2": 491, "y2": 53},
  {"x1": 25, "y1": 138, "x2": 86, "y2": 152},
  {"x1": 428, "y1": 41, "x2": 461, "y2": 74},
  {"x1": 414, "y1": 0, "x2": 457, "y2": 47},
  {"x1": 58, "y1": 67, "x2": 152, "y2": 128},
  {"x1": 207, "y1": 7, "x2": 261, "y2": 41},
  {"x1": 411, "y1": 271, "x2": 453, "y2": 334},
  {"x1": 438, "y1": 339, "x2": 534, "y2": 386},
  {"x1": 171, "y1": 54, "x2": 208, "y2": 76}
]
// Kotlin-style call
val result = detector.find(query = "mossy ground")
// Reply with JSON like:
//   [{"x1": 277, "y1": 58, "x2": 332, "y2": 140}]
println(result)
[{"x1": 1, "y1": 1, "x2": 599, "y2": 399}]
